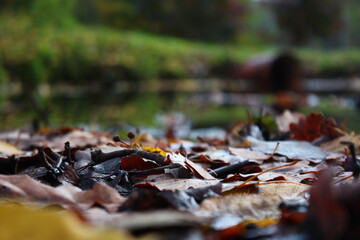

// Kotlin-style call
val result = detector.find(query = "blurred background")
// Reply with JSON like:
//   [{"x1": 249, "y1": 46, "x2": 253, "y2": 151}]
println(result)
[{"x1": 1, "y1": 0, "x2": 360, "y2": 133}]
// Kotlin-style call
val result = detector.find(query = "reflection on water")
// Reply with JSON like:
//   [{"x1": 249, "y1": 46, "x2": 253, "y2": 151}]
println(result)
[{"x1": 1, "y1": 89, "x2": 360, "y2": 133}]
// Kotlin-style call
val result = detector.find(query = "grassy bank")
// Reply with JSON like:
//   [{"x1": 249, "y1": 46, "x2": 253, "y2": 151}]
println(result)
[
  {"x1": 2, "y1": 13, "x2": 360, "y2": 90},
  {"x1": 2, "y1": 13, "x2": 360, "y2": 130},
  {"x1": 0, "y1": 14, "x2": 264, "y2": 86}
]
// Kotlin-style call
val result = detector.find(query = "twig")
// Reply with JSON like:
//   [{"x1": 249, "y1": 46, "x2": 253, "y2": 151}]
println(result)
[
  {"x1": 341, "y1": 141, "x2": 360, "y2": 180},
  {"x1": 77, "y1": 149, "x2": 167, "y2": 173},
  {"x1": 64, "y1": 141, "x2": 73, "y2": 164},
  {"x1": 270, "y1": 142, "x2": 280, "y2": 158},
  {"x1": 235, "y1": 160, "x2": 299, "y2": 189},
  {"x1": 38, "y1": 148, "x2": 53, "y2": 171},
  {"x1": 208, "y1": 160, "x2": 252, "y2": 178},
  {"x1": 333, "y1": 173, "x2": 353, "y2": 184}
]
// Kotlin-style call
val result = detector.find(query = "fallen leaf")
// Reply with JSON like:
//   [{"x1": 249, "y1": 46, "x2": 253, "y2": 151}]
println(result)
[
  {"x1": 275, "y1": 110, "x2": 303, "y2": 132},
  {"x1": 135, "y1": 178, "x2": 219, "y2": 191},
  {"x1": 223, "y1": 181, "x2": 310, "y2": 198},
  {"x1": 247, "y1": 137, "x2": 326, "y2": 161},
  {"x1": 257, "y1": 172, "x2": 316, "y2": 184},
  {"x1": 0, "y1": 203, "x2": 139, "y2": 240},
  {"x1": 86, "y1": 208, "x2": 210, "y2": 231},
  {"x1": 167, "y1": 152, "x2": 216, "y2": 179},
  {"x1": 200, "y1": 193, "x2": 282, "y2": 223},
  {"x1": 121, "y1": 153, "x2": 162, "y2": 173},
  {"x1": 48, "y1": 130, "x2": 112, "y2": 151},
  {"x1": 71, "y1": 183, "x2": 126, "y2": 212},
  {"x1": 289, "y1": 113, "x2": 343, "y2": 141},
  {"x1": 185, "y1": 159, "x2": 216, "y2": 180},
  {"x1": 229, "y1": 147, "x2": 271, "y2": 162},
  {"x1": 201, "y1": 149, "x2": 248, "y2": 164},
  {"x1": 0, "y1": 141, "x2": 24, "y2": 155},
  {"x1": 0, "y1": 175, "x2": 125, "y2": 211},
  {"x1": 320, "y1": 134, "x2": 360, "y2": 154},
  {"x1": 141, "y1": 146, "x2": 167, "y2": 157},
  {"x1": 218, "y1": 217, "x2": 278, "y2": 239}
]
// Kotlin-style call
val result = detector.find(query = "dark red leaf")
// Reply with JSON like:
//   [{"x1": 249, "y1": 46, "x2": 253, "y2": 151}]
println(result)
[
  {"x1": 289, "y1": 113, "x2": 343, "y2": 141},
  {"x1": 121, "y1": 153, "x2": 163, "y2": 174}
]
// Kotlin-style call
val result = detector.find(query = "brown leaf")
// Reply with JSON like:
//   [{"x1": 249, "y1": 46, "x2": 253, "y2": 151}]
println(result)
[
  {"x1": 200, "y1": 193, "x2": 281, "y2": 224},
  {"x1": 320, "y1": 134, "x2": 360, "y2": 154},
  {"x1": 223, "y1": 181, "x2": 310, "y2": 198},
  {"x1": 0, "y1": 174, "x2": 74, "y2": 204},
  {"x1": 0, "y1": 175, "x2": 125, "y2": 211},
  {"x1": 73, "y1": 183, "x2": 126, "y2": 212},
  {"x1": 167, "y1": 152, "x2": 216, "y2": 179},
  {"x1": 48, "y1": 130, "x2": 112, "y2": 151},
  {"x1": 289, "y1": 113, "x2": 343, "y2": 141},
  {"x1": 185, "y1": 159, "x2": 216, "y2": 180}
]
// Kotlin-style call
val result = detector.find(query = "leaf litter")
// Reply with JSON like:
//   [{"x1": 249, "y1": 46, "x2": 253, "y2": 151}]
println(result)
[{"x1": 0, "y1": 112, "x2": 359, "y2": 239}]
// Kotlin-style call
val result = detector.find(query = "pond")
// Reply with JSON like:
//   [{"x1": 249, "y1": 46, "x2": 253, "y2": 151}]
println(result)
[{"x1": 2, "y1": 87, "x2": 360, "y2": 134}]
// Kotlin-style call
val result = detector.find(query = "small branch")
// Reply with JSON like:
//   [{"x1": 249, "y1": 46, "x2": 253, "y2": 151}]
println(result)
[
  {"x1": 38, "y1": 148, "x2": 53, "y2": 171},
  {"x1": 333, "y1": 173, "x2": 353, "y2": 184},
  {"x1": 341, "y1": 141, "x2": 360, "y2": 180},
  {"x1": 235, "y1": 160, "x2": 299, "y2": 188},
  {"x1": 91, "y1": 149, "x2": 166, "y2": 165},
  {"x1": 64, "y1": 141, "x2": 73, "y2": 164},
  {"x1": 208, "y1": 160, "x2": 252, "y2": 178}
]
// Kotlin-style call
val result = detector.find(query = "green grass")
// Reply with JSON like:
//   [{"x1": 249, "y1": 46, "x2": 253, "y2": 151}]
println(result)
[
  {"x1": 0, "y1": 13, "x2": 270, "y2": 86},
  {"x1": 296, "y1": 48, "x2": 360, "y2": 76},
  {"x1": 1, "y1": 13, "x2": 360, "y2": 90}
]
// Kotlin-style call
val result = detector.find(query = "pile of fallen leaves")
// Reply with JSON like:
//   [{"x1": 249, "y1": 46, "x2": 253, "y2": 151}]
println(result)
[{"x1": 1, "y1": 111, "x2": 360, "y2": 240}]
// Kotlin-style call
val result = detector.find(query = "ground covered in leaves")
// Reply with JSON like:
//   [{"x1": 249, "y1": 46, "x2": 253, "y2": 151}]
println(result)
[{"x1": 1, "y1": 111, "x2": 360, "y2": 240}]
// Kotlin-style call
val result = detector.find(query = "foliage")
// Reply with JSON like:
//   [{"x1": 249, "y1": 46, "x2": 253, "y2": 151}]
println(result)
[
  {"x1": 0, "y1": 13, "x2": 260, "y2": 85},
  {"x1": 345, "y1": 0, "x2": 360, "y2": 47},
  {"x1": 268, "y1": 0, "x2": 344, "y2": 45},
  {"x1": 0, "y1": 63, "x2": 9, "y2": 106},
  {"x1": 76, "y1": 0, "x2": 245, "y2": 42},
  {"x1": 30, "y1": 0, "x2": 76, "y2": 28}
]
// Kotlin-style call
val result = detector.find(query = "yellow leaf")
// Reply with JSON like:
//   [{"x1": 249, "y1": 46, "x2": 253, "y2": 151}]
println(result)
[
  {"x1": 0, "y1": 204, "x2": 147, "y2": 240},
  {"x1": 0, "y1": 141, "x2": 23, "y2": 155},
  {"x1": 142, "y1": 146, "x2": 167, "y2": 157}
]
